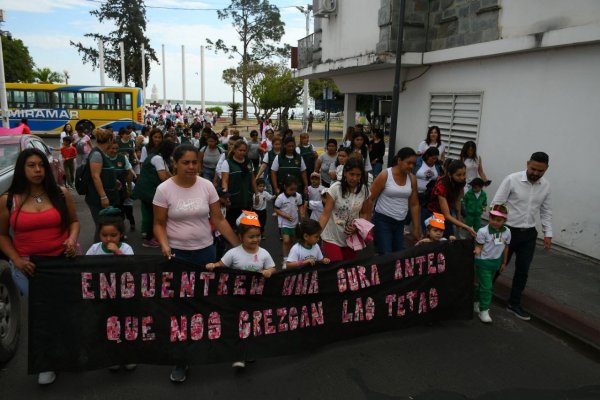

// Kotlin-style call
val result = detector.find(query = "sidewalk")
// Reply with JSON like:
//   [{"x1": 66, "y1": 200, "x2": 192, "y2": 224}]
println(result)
[{"x1": 494, "y1": 245, "x2": 600, "y2": 351}]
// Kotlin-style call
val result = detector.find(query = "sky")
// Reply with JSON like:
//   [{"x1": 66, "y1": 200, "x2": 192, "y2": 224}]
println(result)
[{"x1": 1, "y1": 0, "x2": 311, "y2": 103}]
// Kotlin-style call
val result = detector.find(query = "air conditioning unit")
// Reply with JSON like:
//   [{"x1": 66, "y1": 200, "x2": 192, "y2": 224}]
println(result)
[{"x1": 313, "y1": 0, "x2": 337, "y2": 18}]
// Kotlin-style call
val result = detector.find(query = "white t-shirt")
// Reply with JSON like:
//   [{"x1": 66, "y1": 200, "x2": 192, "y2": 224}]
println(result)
[
  {"x1": 215, "y1": 153, "x2": 227, "y2": 178},
  {"x1": 308, "y1": 185, "x2": 325, "y2": 202},
  {"x1": 415, "y1": 161, "x2": 439, "y2": 193},
  {"x1": 418, "y1": 141, "x2": 445, "y2": 157},
  {"x1": 274, "y1": 192, "x2": 303, "y2": 228},
  {"x1": 287, "y1": 243, "x2": 324, "y2": 264},
  {"x1": 150, "y1": 154, "x2": 168, "y2": 171},
  {"x1": 221, "y1": 245, "x2": 275, "y2": 272},
  {"x1": 253, "y1": 191, "x2": 274, "y2": 211},
  {"x1": 321, "y1": 181, "x2": 369, "y2": 247},
  {"x1": 475, "y1": 225, "x2": 512, "y2": 260},
  {"x1": 308, "y1": 200, "x2": 324, "y2": 221},
  {"x1": 86, "y1": 242, "x2": 134, "y2": 255}
]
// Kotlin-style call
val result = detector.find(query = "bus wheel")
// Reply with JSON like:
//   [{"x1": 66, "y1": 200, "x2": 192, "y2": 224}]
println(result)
[{"x1": 75, "y1": 120, "x2": 95, "y2": 137}]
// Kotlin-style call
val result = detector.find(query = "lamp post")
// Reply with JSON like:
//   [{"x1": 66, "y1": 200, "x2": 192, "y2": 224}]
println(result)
[{"x1": 296, "y1": 4, "x2": 312, "y2": 132}]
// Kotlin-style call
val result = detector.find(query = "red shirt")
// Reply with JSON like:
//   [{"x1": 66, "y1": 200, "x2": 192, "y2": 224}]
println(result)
[
  {"x1": 10, "y1": 206, "x2": 68, "y2": 257},
  {"x1": 19, "y1": 123, "x2": 31, "y2": 134},
  {"x1": 61, "y1": 145, "x2": 77, "y2": 160},
  {"x1": 426, "y1": 177, "x2": 447, "y2": 214}
]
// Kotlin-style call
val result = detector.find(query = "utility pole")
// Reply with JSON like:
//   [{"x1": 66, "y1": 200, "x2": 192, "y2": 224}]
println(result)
[
  {"x1": 120, "y1": 41, "x2": 126, "y2": 86},
  {"x1": 296, "y1": 4, "x2": 312, "y2": 132},
  {"x1": 388, "y1": 0, "x2": 406, "y2": 166},
  {"x1": 98, "y1": 38, "x2": 105, "y2": 86},
  {"x1": 162, "y1": 44, "x2": 166, "y2": 105},
  {"x1": 141, "y1": 44, "x2": 146, "y2": 105}
]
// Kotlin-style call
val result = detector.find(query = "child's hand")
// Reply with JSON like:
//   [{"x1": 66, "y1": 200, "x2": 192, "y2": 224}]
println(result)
[
  {"x1": 305, "y1": 258, "x2": 316, "y2": 266},
  {"x1": 416, "y1": 238, "x2": 432, "y2": 246},
  {"x1": 106, "y1": 242, "x2": 120, "y2": 253},
  {"x1": 321, "y1": 257, "x2": 330, "y2": 264},
  {"x1": 206, "y1": 263, "x2": 216, "y2": 270},
  {"x1": 500, "y1": 263, "x2": 507, "y2": 273},
  {"x1": 474, "y1": 246, "x2": 482, "y2": 256},
  {"x1": 287, "y1": 214, "x2": 294, "y2": 222},
  {"x1": 449, "y1": 235, "x2": 457, "y2": 242},
  {"x1": 262, "y1": 268, "x2": 274, "y2": 278}
]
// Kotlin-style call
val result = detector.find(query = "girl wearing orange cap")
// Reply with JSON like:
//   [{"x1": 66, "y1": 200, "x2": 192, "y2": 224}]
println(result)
[
  {"x1": 206, "y1": 210, "x2": 276, "y2": 279},
  {"x1": 416, "y1": 212, "x2": 456, "y2": 245}
]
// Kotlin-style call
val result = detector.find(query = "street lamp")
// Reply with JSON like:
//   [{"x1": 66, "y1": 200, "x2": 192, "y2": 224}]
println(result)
[{"x1": 296, "y1": 4, "x2": 312, "y2": 132}]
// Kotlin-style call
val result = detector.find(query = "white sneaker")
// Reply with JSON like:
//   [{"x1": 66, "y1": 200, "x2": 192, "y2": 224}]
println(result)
[
  {"x1": 473, "y1": 302, "x2": 480, "y2": 313},
  {"x1": 38, "y1": 371, "x2": 56, "y2": 385},
  {"x1": 232, "y1": 361, "x2": 246, "y2": 369},
  {"x1": 478, "y1": 310, "x2": 492, "y2": 323}
]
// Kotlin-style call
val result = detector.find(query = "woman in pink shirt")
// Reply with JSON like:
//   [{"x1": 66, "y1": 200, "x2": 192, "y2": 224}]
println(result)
[{"x1": 152, "y1": 143, "x2": 240, "y2": 383}]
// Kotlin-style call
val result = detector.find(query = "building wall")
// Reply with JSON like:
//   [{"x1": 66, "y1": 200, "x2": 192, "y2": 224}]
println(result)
[
  {"x1": 394, "y1": 43, "x2": 600, "y2": 259},
  {"x1": 499, "y1": 0, "x2": 600, "y2": 38},
  {"x1": 319, "y1": 0, "x2": 380, "y2": 62}
]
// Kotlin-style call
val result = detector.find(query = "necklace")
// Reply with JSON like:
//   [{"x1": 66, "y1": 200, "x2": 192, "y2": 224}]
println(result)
[{"x1": 31, "y1": 192, "x2": 45, "y2": 204}]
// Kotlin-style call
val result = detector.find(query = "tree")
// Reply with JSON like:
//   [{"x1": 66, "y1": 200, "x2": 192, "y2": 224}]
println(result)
[
  {"x1": 223, "y1": 62, "x2": 279, "y2": 120},
  {"x1": 227, "y1": 102, "x2": 242, "y2": 125},
  {"x1": 1, "y1": 34, "x2": 35, "y2": 83},
  {"x1": 309, "y1": 79, "x2": 342, "y2": 100},
  {"x1": 32, "y1": 67, "x2": 63, "y2": 84},
  {"x1": 207, "y1": 0, "x2": 288, "y2": 119},
  {"x1": 253, "y1": 69, "x2": 302, "y2": 132},
  {"x1": 70, "y1": 0, "x2": 158, "y2": 88}
]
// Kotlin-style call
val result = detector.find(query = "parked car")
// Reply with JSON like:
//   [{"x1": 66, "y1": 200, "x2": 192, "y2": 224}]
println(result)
[{"x1": 0, "y1": 134, "x2": 64, "y2": 363}]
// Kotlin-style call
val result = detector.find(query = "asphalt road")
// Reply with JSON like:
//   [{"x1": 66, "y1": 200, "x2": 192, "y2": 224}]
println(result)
[{"x1": 0, "y1": 139, "x2": 599, "y2": 399}]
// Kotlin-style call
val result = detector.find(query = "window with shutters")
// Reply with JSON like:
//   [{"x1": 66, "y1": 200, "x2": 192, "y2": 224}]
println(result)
[{"x1": 428, "y1": 93, "x2": 483, "y2": 159}]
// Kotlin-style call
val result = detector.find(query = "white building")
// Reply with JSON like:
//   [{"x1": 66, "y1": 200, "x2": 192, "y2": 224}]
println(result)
[{"x1": 296, "y1": 0, "x2": 600, "y2": 259}]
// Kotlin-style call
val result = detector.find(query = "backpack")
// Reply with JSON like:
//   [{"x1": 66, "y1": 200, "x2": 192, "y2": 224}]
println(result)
[{"x1": 74, "y1": 149, "x2": 99, "y2": 195}]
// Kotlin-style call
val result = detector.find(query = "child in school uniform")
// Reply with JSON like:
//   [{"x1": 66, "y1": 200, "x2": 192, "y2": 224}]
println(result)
[
  {"x1": 473, "y1": 204, "x2": 511, "y2": 324},
  {"x1": 463, "y1": 177, "x2": 488, "y2": 231},
  {"x1": 206, "y1": 210, "x2": 276, "y2": 370},
  {"x1": 253, "y1": 178, "x2": 275, "y2": 239},
  {"x1": 307, "y1": 172, "x2": 325, "y2": 218},
  {"x1": 274, "y1": 175, "x2": 304, "y2": 266},
  {"x1": 286, "y1": 219, "x2": 330, "y2": 268}
]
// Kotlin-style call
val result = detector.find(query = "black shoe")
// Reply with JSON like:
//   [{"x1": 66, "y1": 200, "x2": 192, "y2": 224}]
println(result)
[
  {"x1": 507, "y1": 304, "x2": 531, "y2": 321},
  {"x1": 170, "y1": 365, "x2": 188, "y2": 383}
]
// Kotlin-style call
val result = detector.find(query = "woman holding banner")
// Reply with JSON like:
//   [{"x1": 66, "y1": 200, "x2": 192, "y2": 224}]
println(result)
[
  {"x1": 153, "y1": 143, "x2": 240, "y2": 383},
  {"x1": 0, "y1": 148, "x2": 80, "y2": 385}
]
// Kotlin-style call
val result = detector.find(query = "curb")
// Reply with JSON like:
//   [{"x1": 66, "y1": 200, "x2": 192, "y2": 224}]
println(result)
[{"x1": 494, "y1": 276, "x2": 600, "y2": 352}]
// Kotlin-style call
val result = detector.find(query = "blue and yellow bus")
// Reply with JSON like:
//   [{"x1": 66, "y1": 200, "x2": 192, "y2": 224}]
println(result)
[{"x1": 5, "y1": 83, "x2": 145, "y2": 135}]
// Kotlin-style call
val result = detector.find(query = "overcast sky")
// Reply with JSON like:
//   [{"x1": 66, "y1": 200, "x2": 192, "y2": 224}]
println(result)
[{"x1": 1, "y1": 0, "x2": 310, "y2": 102}]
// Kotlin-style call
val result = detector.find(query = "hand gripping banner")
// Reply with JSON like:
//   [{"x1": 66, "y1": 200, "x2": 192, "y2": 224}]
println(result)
[{"x1": 29, "y1": 240, "x2": 474, "y2": 373}]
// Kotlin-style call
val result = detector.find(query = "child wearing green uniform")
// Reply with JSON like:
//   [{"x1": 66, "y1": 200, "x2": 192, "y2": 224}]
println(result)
[
  {"x1": 463, "y1": 177, "x2": 487, "y2": 231},
  {"x1": 473, "y1": 204, "x2": 511, "y2": 324}
]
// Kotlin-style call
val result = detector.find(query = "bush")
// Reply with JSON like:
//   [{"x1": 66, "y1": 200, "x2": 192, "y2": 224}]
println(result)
[{"x1": 206, "y1": 106, "x2": 224, "y2": 117}]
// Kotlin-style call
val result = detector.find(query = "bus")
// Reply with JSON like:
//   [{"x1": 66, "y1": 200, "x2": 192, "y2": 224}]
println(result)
[{"x1": 4, "y1": 83, "x2": 145, "y2": 135}]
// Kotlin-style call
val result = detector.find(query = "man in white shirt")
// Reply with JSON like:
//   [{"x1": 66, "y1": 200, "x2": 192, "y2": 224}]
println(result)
[{"x1": 492, "y1": 152, "x2": 552, "y2": 321}]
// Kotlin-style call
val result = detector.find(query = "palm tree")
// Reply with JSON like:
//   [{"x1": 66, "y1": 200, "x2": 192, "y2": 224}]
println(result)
[
  {"x1": 32, "y1": 67, "x2": 63, "y2": 84},
  {"x1": 228, "y1": 102, "x2": 241, "y2": 126}
]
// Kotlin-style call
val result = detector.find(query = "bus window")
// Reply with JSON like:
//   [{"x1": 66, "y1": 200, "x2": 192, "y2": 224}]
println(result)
[
  {"x1": 60, "y1": 91, "x2": 76, "y2": 108},
  {"x1": 26, "y1": 91, "x2": 36, "y2": 108},
  {"x1": 101, "y1": 92, "x2": 118, "y2": 110},
  {"x1": 34, "y1": 91, "x2": 51, "y2": 108},
  {"x1": 123, "y1": 93, "x2": 132, "y2": 110},
  {"x1": 8, "y1": 90, "x2": 26, "y2": 108},
  {"x1": 82, "y1": 92, "x2": 100, "y2": 110},
  {"x1": 50, "y1": 91, "x2": 59, "y2": 108}
]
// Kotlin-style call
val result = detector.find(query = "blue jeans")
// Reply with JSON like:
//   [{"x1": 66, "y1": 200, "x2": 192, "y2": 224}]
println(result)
[
  {"x1": 373, "y1": 211, "x2": 406, "y2": 255},
  {"x1": 172, "y1": 245, "x2": 216, "y2": 266},
  {"x1": 372, "y1": 162, "x2": 383, "y2": 178}
]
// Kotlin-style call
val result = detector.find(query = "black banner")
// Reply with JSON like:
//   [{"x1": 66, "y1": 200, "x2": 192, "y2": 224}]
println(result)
[{"x1": 29, "y1": 241, "x2": 474, "y2": 373}]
